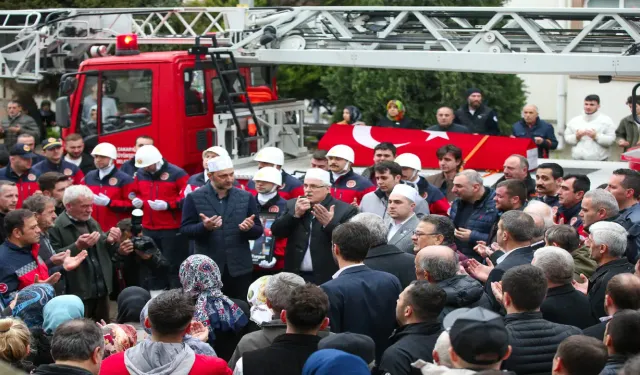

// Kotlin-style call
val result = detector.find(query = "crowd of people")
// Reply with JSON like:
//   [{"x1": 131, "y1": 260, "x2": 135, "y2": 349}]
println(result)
[{"x1": 1, "y1": 90, "x2": 640, "y2": 375}]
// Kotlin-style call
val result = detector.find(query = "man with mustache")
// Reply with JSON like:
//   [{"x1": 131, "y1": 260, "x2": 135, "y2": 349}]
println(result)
[
  {"x1": 535, "y1": 163, "x2": 564, "y2": 208},
  {"x1": 271, "y1": 168, "x2": 358, "y2": 284},
  {"x1": 326, "y1": 145, "x2": 375, "y2": 205}
]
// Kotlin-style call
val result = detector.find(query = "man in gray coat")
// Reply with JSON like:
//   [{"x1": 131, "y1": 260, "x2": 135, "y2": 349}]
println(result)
[
  {"x1": 387, "y1": 184, "x2": 420, "y2": 254},
  {"x1": 1, "y1": 100, "x2": 40, "y2": 148},
  {"x1": 360, "y1": 161, "x2": 429, "y2": 220}
]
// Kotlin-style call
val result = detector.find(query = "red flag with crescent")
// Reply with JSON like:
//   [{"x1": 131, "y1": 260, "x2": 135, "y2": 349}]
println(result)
[{"x1": 318, "y1": 124, "x2": 538, "y2": 170}]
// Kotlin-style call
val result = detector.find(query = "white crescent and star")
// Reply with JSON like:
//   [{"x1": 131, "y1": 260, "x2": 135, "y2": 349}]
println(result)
[{"x1": 351, "y1": 126, "x2": 449, "y2": 150}]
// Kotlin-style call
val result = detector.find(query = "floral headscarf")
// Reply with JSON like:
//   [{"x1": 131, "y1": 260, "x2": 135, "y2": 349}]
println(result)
[
  {"x1": 179, "y1": 255, "x2": 248, "y2": 339},
  {"x1": 386, "y1": 100, "x2": 405, "y2": 122},
  {"x1": 12, "y1": 284, "x2": 55, "y2": 329},
  {"x1": 102, "y1": 323, "x2": 137, "y2": 358},
  {"x1": 247, "y1": 276, "x2": 273, "y2": 325}
]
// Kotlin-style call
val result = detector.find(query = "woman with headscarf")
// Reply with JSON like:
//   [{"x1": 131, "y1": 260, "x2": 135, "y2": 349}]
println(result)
[
  {"x1": 179, "y1": 254, "x2": 255, "y2": 361},
  {"x1": 102, "y1": 323, "x2": 138, "y2": 359},
  {"x1": 43, "y1": 295, "x2": 84, "y2": 335},
  {"x1": 337, "y1": 106, "x2": 365, "y2": 126},
  {"x1": 12, "y1": 284, "x2": 55, "y2": 368},
  {"x1": 376, "y1": 100, "x2": 419, "y2": 129},
  {"x1": 139, "y1": 299, "x2": 217, "y2": 357},
  {"x1": 116, "y1": 286, "x2": 151, "y2": 342}
]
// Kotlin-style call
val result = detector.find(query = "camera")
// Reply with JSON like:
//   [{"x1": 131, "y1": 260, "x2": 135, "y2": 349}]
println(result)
[{"x1": 131, "y1": 209, "x2": 158, "y2": 254}]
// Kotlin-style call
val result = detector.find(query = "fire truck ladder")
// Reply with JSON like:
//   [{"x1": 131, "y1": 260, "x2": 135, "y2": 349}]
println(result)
[
  {"x1": 192, "y1": 34, "x2": 263, "y2": 147},
  {"x1": 4, "y1": 6, "x2": 640, "y2": 82}
]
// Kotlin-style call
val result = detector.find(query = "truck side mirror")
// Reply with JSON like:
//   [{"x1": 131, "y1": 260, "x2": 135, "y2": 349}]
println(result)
[
  {"x1": 60, "y1": 76, "x2": 77, "y2": 96},
  {"x1": 55, "y1": 96, "x2": 71, "y2": 128}
]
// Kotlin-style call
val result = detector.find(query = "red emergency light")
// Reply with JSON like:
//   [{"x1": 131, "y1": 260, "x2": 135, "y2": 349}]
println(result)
[{"x1": 116, "y1": 34, "x2": 140, "y2": 56}]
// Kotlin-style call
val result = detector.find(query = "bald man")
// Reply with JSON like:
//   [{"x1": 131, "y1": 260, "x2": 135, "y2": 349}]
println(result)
[
  {"x1": 426, "y1": 107, "x2": 470, "y2": 133},
  {"x1": 512, "y1": 104, "x2": 558, "y2": 158},
  {"x1": 415, "y1": 246, "x2": 492, "y2": 317}
]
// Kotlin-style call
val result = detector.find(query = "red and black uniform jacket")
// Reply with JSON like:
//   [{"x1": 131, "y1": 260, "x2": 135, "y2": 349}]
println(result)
[
  {"x1": 330, "y1": 169, "x2": 376, "y2": 205},
  {"x1": 132, "y1": 160, "x2": 188, "y2": 230},
  {"x1": 414, "y1": 175, "x2": 450, "y2": 216},
  {"x1": 254, "y1": 193, "x2": 287, "y2": 271},
  {"x1": 0, "y1": 166, "x2": 39, "y2": 208},
  {"x1": 32, "y1": 159, "x2": 84, "y2": 185},
  {"x1": 0, "y1": 241, "x2": 50, "y2": 305},
  {"x1": 84, "y1": 168, "x2": 135, "y2": 231},
  {"x1": 241, "y1": 170, "x2": 305, "y2": 201}
]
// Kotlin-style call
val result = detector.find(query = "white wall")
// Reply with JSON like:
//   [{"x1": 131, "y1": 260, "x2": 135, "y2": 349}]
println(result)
[{"x1": 503, "y1": 0, "x2": 639, "y2": 125}]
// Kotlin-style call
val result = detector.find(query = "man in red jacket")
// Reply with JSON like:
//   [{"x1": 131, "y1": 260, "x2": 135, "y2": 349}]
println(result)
[
  {"x1": 130, "y1": 145, "x2": 189, "y2": 290},
  {"x1": 326, "y1": 144, "x2": 375, "y2": 205},
  {"x1": 101, "y1": 289, "x2": 232, "y2": 375},
  {"x1": 0, "y1": 143, "x2": 40, "y2": 208},
  {"x1": 83, "y1": 142, "x2": 134, "y2": 231}
]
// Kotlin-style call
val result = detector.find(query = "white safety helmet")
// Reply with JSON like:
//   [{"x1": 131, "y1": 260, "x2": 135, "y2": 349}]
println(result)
[
  {"x1": 254, "y1": 147, "x2": 284, "y2": 166},
  {"x1": 135, "y1": 145, "x2": 163, "y2": 168},
  {"x1": 91, "y1": 142, "x2": 117, "y2": 160},
  {"x1": 202, "y1": 146, "x2": 229, "y2": 159},
  {"x1": 395, "y1": 153, "x2": 422, "y2": 171},
  {"x1": 253, "y1": 166, "x2": 282, "y2": 186},
  {"x1": 326, "y1": 145, "x2": 355, "y2": 163}
]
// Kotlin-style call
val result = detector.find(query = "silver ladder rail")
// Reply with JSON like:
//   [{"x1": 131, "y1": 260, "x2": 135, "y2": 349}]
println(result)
[{"x1": 3, "y1": 6, "x2": 640, "y2": 82}]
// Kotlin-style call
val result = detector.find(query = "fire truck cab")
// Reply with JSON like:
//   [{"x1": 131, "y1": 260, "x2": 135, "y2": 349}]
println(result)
[{"x1": 55, "y1": 43, "x2": 306, "y2": 174}]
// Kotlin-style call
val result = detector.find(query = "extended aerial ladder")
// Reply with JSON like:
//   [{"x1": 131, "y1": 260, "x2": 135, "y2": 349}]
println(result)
[
  {"x1": 2, "y1": 6, "x2": 640, "y2": 83},
  {"x1": 3, "y1": 5, "x2": 640, "y2": 160}
]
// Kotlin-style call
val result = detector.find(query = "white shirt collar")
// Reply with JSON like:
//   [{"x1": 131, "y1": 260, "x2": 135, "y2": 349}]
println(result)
[
  {"x1": 98, "y1": 165, "x2": 115, "y2": 180},
  {"x1": 393, "y1": 213, "x2": 415, "y2": 227},
  {"x1": 496, "y1": 245, "x2": 529, "y2": 264},
  {"x1": 332, "y1": 263, "x2": 364, "y2": 279},
  {"x1": 204, "y1": 171, "x2": 209, "y2": 183}
]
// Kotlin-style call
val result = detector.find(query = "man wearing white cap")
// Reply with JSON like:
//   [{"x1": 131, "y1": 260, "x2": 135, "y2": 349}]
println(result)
[
  {"x1": 326, "y1": 144, "x2": 375, "y2": 205},
  {"x1": 395, "y1": 153, "x2": 450, "y2": 216},
  {"x1": 83, "y1": 142, "x2": 134, "y2": 231},
  {"x1": 387, "y1": 184, "x2": 421, "y2": 254},
  {"x1": 271, "y1": 168, "x2": 358, "y2": 284},
  {"x1": 181, "y1": 155, "x2": 263, "y2": 299},
  {"x1": 183, "y1": 146, "x2": 229, "y2": 197},
  {"x1": 130, "y1": 144, "x2": 189, "y2": 290},
  {"x1": 244, "y1": 146, "x2": 304, "y2": 200}
]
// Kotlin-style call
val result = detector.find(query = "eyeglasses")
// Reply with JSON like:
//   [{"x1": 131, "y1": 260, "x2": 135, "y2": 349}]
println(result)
[
  {"x1": 304, "y1": 184, "x2": 326, "y2": 190},
  {"x1": 412, "y1": 231, "x2": 440, "y2": 237}
]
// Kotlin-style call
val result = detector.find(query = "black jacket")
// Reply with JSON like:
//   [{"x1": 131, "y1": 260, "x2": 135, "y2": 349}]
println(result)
[
  {"x1": 485, "y1": 246, "x2": 535, "y2": 311},
  {"x1": 378, "y1": 322, "x2": 443, "y2": 375},
  {"x1": 426, "y1": 123, "x2": 469, "y2": 133},
  {"x1": 438, "y1": 275, "x2": 493, "y2": 318},
  {"x1": 541, "y1": 284, "x2": 597, "y2": 329},
  {"x1": 599, "y1": 354, "x2": 628, "y2": 375},
  {"x1": 67, "y1": 153, "x2": 96, "y2": 176},
  {"x1": 376, "y1": 116, "x2": 419, "y2": 129},
  {"x1": 502, "y1": 311, "x2": 582, "y2": 375},
  {"x1": 588, "y1": 258, "x2": 634, "y2": 320},
  {"x1": 33, "y1": 364, "x2": 94, "y2": 375},
  {"x1": 243, "y1": 333, "x2": 321, "y2": 375},
  {"x1": 454, "y1": 103, "x2": 500, "y2": 135},
  {"x1": 272, "y1": 194, "x2": 358, "y2": 284},
  {"x1": 364, "y1": 243, "x2": 416, "y2": 288}
]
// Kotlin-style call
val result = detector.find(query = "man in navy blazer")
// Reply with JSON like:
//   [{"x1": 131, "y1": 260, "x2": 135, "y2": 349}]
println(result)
[
  {"x1": 320, "y1": 221, "x2": 402, "y2": 363},
  {"x1": 180, "y1": 155, "x2": 263, "y2": 300}
]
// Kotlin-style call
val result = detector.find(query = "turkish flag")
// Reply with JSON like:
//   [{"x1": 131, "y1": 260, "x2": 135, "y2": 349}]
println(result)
[{"x1": 318, "y1": 124, "x2": 538, "y2": 170}]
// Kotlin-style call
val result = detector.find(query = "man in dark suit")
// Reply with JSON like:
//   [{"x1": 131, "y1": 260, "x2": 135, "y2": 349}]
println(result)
[
  {"x1": 584, "y1": 273, "x2": 640, "y2": 341},
  {"x1": 533, "y1": 246, "x2": 597, "y2": 329},
  {"x1": 180, "y1": 155, "x2": 263, "y2": 299},
  {"x1": 271, "y1": 168, "x2": 358, "y2": 285},
  {"x1": 573, "y1": 221, "x2": 635, "y2": 320},
  {"x1": 352, "y1": 212, "x2": 416, "y2": 288},
  {"x1": 468, "y1": 210, "x2": 535, "y2": 311},
  {"x1": 320, "y1": 221, "x2": 402, "y2": 363}
]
